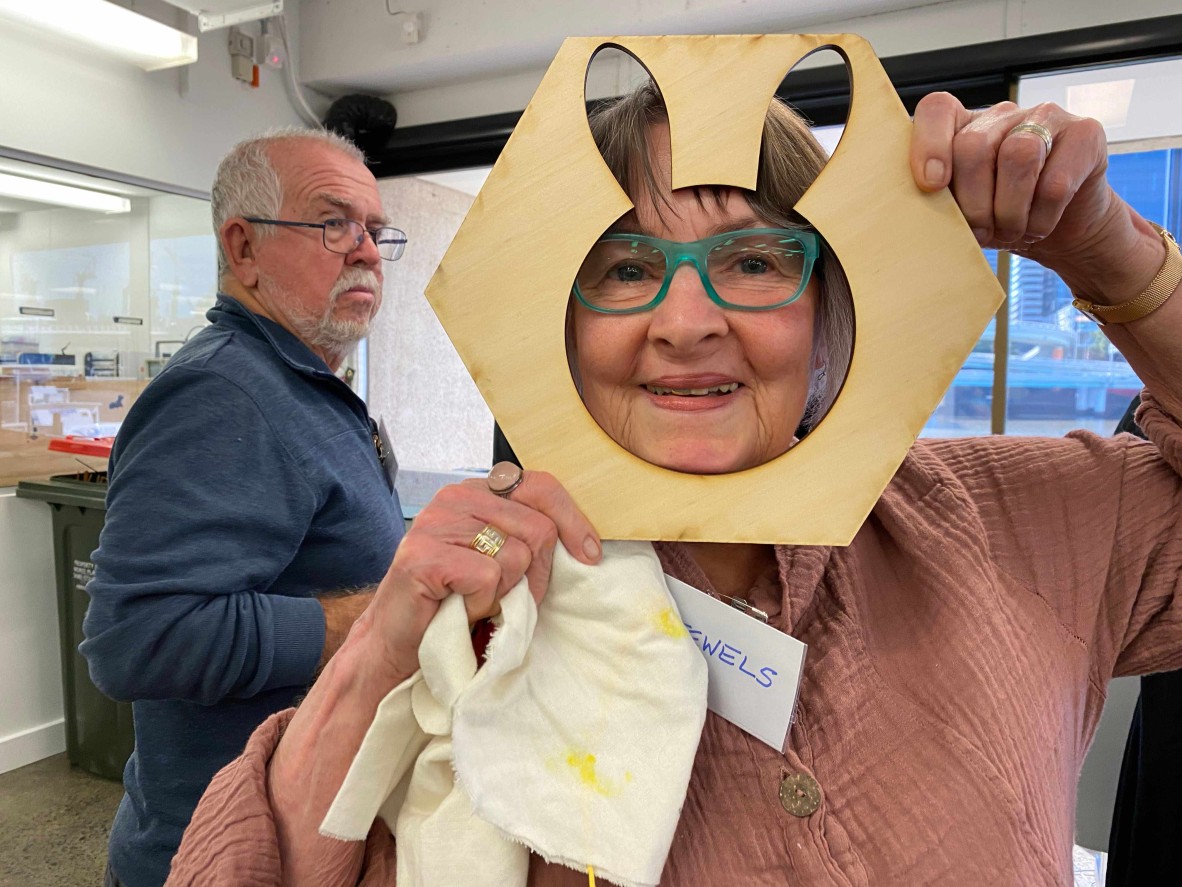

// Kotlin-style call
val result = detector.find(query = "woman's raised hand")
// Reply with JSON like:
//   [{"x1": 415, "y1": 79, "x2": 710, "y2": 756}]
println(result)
[
  {"x1": 908, "y1": 92, "x2": 1165, "y2": 303},
  {"x1": 357, "y1": 466, "x2": 601, "y2": 683}
]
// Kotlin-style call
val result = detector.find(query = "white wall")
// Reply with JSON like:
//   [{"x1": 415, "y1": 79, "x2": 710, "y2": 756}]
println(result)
[
  {"x1": 0, "y1": 493, "x2": 63, "y2": 773},
  {"x1": 1077, "y1": 676, "x2": 1140, "y2": 851},
  {"x1": 0, "y1": 7, "x2": 307, "y2": 192},
  {"x1": 368, "y1": 176, "x2": 491, "y2": 472},
  {"x1": 297, "y1": 0, "x2": 1182, "y2": 127}
]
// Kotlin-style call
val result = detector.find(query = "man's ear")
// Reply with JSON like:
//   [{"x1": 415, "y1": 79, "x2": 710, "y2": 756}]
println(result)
[{"x1": 221, "y1": 219, "x2": 259, "y2": 288}]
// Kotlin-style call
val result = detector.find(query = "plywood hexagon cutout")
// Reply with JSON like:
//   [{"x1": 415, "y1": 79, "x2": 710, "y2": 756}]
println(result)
[{"x1": 425, "y1": 34, "x2": 1004, "y2": 545}]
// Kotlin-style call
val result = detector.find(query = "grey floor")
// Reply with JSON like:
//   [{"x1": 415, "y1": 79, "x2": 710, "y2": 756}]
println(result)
[{"x1": 0, "y1": 754, "x2": 122, "y2": 887}]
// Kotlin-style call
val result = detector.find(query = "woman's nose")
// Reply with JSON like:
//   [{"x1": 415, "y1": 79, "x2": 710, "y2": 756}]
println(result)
[{"x1": 646, "y1": 262, "x2": 728, "y2": 350}]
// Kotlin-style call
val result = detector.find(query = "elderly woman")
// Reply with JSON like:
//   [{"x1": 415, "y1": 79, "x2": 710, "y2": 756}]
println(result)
[{"x1": 167, "y1": 81, "x2": 1182, "y2": 886}]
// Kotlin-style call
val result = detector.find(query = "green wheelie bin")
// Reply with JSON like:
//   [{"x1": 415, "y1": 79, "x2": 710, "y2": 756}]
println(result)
[{"x1": 17, "y1": 472, "x2": 134, "y2": 781}]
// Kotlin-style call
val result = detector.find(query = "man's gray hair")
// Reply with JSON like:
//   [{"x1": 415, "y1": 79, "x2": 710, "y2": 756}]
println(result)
[{"x1": 211, "y1": 127, "x2": 366, "y2": 278}]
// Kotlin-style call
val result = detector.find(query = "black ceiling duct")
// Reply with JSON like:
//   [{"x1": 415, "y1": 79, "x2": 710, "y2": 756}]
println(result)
[{"x1": 324, "y1": 94, "x2": 398, "y2": 161}]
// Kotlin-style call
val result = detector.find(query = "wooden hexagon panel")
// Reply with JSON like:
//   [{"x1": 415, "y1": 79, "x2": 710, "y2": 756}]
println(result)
[{"x1": 424, "y1": 34, "x2": 1004, "y2": 545}]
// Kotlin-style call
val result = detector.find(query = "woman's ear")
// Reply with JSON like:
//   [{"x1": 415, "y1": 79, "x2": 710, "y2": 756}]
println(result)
[{"x1": 220, "y1": 219, "x2": 259, "y2": 289}]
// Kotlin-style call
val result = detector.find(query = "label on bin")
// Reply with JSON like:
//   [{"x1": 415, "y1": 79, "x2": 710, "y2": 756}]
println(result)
[{"x1": 73, "y1": 559, "x2": 95, "y2": 594}]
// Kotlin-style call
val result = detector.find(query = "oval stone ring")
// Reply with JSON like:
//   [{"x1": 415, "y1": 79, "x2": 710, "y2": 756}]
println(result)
[{"x1": 487, "y1": 461, "x2": 524, "y2": 498}]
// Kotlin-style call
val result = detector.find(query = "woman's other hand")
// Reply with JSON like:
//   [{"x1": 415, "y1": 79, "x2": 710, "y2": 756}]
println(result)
[
  {"x1": 355, "y1": 468, "x2": 602, "y2": 685},
  {"x1": 908, "y1": 92, "x2": 1165, "y2": 305}
]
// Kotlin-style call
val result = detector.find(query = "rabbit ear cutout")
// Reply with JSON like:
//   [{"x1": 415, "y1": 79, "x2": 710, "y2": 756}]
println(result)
[{"x1": 425, "y1": 35, "x2": 1003, "y2": 546}]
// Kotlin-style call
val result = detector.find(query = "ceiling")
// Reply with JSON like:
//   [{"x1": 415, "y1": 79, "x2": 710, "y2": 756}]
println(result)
[{"x1": 295, "y1": 0, "x2": 953, "y2": 95}]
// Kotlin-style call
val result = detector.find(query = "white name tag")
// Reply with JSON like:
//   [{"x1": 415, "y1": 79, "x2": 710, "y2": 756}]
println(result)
[{"x1": 665, "y1": 574, "x2": 807, "y2": 751}]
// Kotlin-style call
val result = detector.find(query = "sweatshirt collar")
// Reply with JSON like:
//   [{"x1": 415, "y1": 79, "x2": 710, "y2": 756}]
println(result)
[{"x1": 208, "y1": 293, "x2": 339, "y2": 381}]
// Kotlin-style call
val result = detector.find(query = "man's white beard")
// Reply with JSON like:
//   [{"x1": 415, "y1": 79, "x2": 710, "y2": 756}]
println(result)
[{"x1": 286, "y1": 267, "x2": 382, "y2": 362}]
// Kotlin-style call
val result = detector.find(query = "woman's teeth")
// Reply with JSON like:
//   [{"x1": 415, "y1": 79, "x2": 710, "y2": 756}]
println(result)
[{"x1": 645, "y1": 382, "x2": 740, "y2": 396}]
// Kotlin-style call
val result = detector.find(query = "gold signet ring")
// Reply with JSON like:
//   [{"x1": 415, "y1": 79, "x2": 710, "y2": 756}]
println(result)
[{"x1": 470, "y1": 524, "x2": 508, "y2": 557}]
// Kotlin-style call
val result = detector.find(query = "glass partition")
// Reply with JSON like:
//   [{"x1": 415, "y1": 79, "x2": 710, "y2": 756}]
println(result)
[{"x1": 0, "y1": 155, "x2": 215, "y2": 486}]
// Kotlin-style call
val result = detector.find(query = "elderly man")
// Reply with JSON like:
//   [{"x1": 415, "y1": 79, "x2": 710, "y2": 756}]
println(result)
[{"x1": 81, "y1": 128, "x2": 407, "y2": 887}]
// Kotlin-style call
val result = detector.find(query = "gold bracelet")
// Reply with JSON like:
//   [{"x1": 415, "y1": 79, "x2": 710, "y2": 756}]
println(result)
[{"x1": 1072, "y1": 223, "x2": 1182, "y2": 325}]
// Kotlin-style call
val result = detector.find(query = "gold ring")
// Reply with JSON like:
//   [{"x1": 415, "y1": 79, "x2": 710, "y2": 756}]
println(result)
[
  {"x1": 470, "y1": 524, "x2": 507, "y2": 557},
  {"x1": 487, "y1": 461, "x2": 524, "y2": 498},
  {"x1": 1007, "y1": 121, "x2": 1053, "y2": 154}
]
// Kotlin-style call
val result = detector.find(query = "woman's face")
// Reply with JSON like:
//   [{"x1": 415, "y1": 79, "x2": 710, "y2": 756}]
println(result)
[{"x1": 572, "y1": 124, "x2": 820, "y2": 475}]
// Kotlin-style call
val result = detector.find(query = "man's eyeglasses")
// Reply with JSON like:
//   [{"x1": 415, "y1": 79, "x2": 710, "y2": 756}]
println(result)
[
  {"x1": 573, "y1": 227, "x2": 819, "y2": 314},
  {"x1": 244, "y1": 217, "x2": 407, "y2": 261}
]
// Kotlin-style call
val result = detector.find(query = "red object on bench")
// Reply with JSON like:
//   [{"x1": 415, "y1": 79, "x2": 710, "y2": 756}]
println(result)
[{"x1": 48, "y1": 436, "x2": 115, "y2": 458}]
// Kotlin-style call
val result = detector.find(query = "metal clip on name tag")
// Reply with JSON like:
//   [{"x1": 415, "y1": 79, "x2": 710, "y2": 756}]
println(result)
[{"x1": 710, "y1": 591, "x2": 769, "y2": 623}]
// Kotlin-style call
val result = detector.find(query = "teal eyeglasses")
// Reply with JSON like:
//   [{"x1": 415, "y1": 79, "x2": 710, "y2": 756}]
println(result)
[{"x1": 573, "y1": 227, "x2": 820, "y2": 314}]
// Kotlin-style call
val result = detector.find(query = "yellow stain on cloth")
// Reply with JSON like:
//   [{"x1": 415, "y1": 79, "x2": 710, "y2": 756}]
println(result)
[
  {"x1": 652, "y1": 606, "x2": 689, "y2": 639},
  {"x1": 561, "y1": 749, "x2": 633, "y2": 797}
]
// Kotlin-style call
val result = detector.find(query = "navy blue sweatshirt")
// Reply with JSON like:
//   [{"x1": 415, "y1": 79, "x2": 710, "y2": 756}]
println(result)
[{"x1": 81, "y1": 296, "x2": 404, "y2": 887}]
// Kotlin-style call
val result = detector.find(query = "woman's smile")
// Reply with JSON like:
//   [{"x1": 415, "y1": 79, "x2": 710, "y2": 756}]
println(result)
[{"x1": 642, "y1": 376, "x2": 744, "y2": 410}]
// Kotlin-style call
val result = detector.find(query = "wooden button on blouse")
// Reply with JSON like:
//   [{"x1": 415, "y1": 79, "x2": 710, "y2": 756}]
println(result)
[{"x1": 779, "y1": 772, "x2": 821, "y2": 817}]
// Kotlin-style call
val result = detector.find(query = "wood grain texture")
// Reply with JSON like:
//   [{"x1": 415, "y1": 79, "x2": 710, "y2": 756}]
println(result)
[{"x1": 424, "y1": 34, "x2": 1004, "y2": 545}]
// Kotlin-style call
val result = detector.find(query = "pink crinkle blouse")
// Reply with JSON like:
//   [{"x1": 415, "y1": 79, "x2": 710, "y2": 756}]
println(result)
[{"x1": 167, "y1": 395, "x2": 1182, "y2": 886}]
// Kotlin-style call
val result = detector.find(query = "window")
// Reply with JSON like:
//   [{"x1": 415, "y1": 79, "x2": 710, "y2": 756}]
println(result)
[
  {"x1": 0, "y1": 154, "x2": 214, "y2": 486},
  {"x1": 1001, "y1": 57, "x2": 1182, "y2": 436}
]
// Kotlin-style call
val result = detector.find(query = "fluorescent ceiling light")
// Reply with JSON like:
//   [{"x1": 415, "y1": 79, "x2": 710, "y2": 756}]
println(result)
[
  {"x1": 0, "y1": 172, "x2": 131, "y2": 213},
  {"x1": 0, "y1": 0, "x2": 198, "y2": 71}
]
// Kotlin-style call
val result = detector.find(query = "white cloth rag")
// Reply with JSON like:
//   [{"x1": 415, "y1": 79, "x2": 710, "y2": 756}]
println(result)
[{"x1": 320, "y1": 540, "x2": 708, "y2": 887}]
